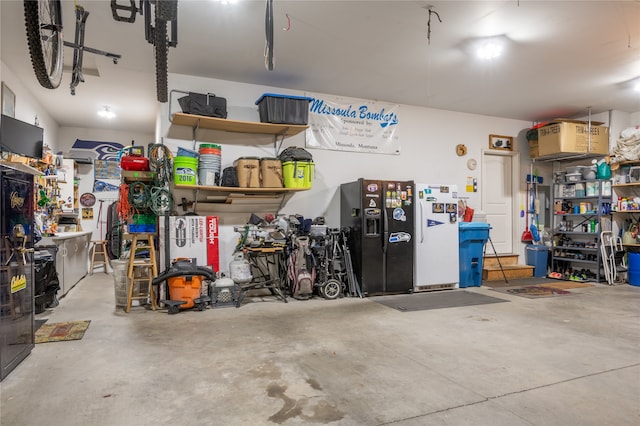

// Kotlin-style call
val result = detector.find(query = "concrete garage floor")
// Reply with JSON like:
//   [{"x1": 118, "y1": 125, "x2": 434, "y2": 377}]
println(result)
[{"x1": 1, "y1": 273, "x2": 639, "y2": 426}]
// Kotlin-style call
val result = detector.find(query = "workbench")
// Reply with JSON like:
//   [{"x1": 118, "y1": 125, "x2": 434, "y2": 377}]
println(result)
[{"x1": 237, "y1": 246, "x2": 288, "y2": 306}]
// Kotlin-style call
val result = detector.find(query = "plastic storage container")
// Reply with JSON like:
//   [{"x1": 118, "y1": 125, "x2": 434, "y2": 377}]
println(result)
[
  {"x1": 458, "y1": 222, "x2": 491, "y2": 288},
  {"x1": 255, "y1": 93, "x2": 313, "y2": 125},
  {"x1": 628, "y1": 252, "x2": 640, "y2": 286},
  {"x1": 282, "y1": 160, "x2": 314, "y2": 188},
  {"x1": 525, "y1": 244, "x2": 549, "y2": 278},
  {"x1": 173, "y1": 156, "x2": 198, "y2": 185}
]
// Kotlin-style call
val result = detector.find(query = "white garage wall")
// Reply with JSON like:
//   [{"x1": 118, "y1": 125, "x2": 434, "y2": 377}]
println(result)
[
  {"x1": 162, "y1": 73, "x2": 532, "y2": 271},
  {"x1": 1, "y1": 60, "x2": 58, "y2": 152},
  {"x1": 57, "y1": 126, "x2": 154, "y2": 241}
]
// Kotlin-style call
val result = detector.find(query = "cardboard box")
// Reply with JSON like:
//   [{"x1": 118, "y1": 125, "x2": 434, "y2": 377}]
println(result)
[
  {"x1": 159, "y1": 215, "x2": 219, "y2": 272},
  {"x1": 529, "y1": 140, "x2": 539, "y2": 158},
  {"x1": 537, "y1": 120, "x2": 609, "y2": 157}
]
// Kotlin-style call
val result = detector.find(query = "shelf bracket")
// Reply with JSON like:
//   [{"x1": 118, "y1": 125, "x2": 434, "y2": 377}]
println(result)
[
  {"x1": 191, "y1": 119, "x2": 201, "y2": 150},
  {"x1": 274, "y1": 133, "x2": 286, "y2": 157}
]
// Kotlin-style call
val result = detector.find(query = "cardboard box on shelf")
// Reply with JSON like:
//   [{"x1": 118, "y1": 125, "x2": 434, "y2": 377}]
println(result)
[
  {"x1": 529, "y1": 140, "x2": 539, "y2": 158},
  {"x1": 537, "y1": 120, "x2": 609, "y2": 157},
  {"x1": 159, "y1": 215, "x2": 219, "y2": 273}
]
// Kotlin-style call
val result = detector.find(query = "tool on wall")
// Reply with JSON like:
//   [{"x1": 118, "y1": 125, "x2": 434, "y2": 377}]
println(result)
[{"x1": 521, "y1": 164, "x2": 534, "y2": 242}]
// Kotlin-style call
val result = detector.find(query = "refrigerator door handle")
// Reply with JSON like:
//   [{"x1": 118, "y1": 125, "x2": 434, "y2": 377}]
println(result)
[
  {"x1": 420, "y1": 201, "x2": 424, "y2": 243},
  {"x1": 383, "y1": 208, "x2": 389, "y2": 252}
]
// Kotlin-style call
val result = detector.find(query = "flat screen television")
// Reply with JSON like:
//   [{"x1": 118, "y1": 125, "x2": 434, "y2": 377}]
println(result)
[{"x1": 0, "y1": 114, "x2": 44, "y2": 160}]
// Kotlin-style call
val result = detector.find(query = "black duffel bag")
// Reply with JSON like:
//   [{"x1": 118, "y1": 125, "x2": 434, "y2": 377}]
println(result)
[{"x1": 178, "y1": 92, "x2": 228, "y2": 119}]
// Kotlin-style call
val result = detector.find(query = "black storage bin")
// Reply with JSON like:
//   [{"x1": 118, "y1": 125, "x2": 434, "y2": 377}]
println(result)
[
  {"x1": 255, "y1": 93, "x2": 313, "y2": 125},
  {"x1": 33, "y1": 249, "x2": 60, "y2": 313}
]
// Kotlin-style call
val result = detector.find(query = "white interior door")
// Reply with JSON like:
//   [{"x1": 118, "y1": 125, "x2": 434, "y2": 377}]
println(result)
[{"x1": 482, "y1": 152, "x2": 516, "y2": 254}]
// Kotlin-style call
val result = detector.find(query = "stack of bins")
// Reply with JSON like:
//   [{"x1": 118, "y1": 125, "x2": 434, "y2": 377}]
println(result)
[{"x1": 458, "y1": 222, "x2": 491, "y2": 287}]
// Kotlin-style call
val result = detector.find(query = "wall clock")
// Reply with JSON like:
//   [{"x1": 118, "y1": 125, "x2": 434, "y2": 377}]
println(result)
[{"x1": 467, "y1": 158, "x2": 477, "y2": 170}]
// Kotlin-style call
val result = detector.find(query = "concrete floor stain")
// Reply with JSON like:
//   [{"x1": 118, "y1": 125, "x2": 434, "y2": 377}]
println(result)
[
  {"x1": 306, "y1": 377, "x2": 322, "y2": 390},
  {"x1": 266, "y1": 382, "x2": 344, "y2": 424}
]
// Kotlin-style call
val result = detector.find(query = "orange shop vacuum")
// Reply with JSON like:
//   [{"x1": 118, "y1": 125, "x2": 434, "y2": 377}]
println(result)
[{"x1": 152, "y1": 258, "x2": 216, "y2": 314}]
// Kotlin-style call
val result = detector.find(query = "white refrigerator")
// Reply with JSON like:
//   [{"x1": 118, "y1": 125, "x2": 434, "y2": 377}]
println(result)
[{"x1": 414, "y1": 184, "x2": 460, "y2": 291}]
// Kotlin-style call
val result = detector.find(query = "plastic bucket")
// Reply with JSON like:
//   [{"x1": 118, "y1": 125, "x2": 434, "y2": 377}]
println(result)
[
  {"x1": 628, "y1": 252, "x2": 640, "y2": 286},
  {"x1": 198, "y1": 143, "x2": 221, "y2": 186},
  {"x1": 174, "y1": 156, "x2": 198, "y2": 185}
]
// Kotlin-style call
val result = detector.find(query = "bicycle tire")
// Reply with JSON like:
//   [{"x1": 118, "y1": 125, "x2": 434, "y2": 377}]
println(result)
[
  {"x1": 24, "y1": 0, "x2": 64, "y2": 89},
  {"x1": 154, "y1": 16, "x2": 169, "y2": 103},
  {"x1": 156, "y1": 0, "x2": 177, "y2": 21}
]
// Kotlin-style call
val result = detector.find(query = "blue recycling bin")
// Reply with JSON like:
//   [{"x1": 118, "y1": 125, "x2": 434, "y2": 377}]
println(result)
[
  {"x1": 458, "y1": 222, "x2": 491, "y2": 287},
  {"x1": 525, "y1": 244, "x2": 549, "y2": 278}
]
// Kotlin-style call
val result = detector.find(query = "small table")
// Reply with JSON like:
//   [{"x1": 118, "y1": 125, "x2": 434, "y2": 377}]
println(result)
[{"x1": 237, "y1": 246, "x2": 288, "y2": 306}]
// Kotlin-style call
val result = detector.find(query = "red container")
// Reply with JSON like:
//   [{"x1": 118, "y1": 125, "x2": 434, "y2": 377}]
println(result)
[{"x1": 120, "y1": 155, "x2": 150, "y2": 171}]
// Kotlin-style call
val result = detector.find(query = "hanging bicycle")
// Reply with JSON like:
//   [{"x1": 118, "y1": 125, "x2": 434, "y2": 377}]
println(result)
[
  {"x1": 24, "y1": 0, "x2": 121, "y2": 95},
  {"x1": 111, "y1": 0, "x2": 178, "y2": 103}
]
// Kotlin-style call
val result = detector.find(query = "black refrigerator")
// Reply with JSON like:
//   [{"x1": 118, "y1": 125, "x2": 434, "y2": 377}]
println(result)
[
  {"x1": 340, "y1": 179, "x2": 414, "y2": 296},
  {"x1": 0, "y1": 164, "x2": 35, "y2": 381}
]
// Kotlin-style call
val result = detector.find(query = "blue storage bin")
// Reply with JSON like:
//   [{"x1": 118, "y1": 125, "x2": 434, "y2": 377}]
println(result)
[
  {"x1": 128, "y1": 224, "x2": 156, "y2": 233},
  {"x1": 459, "y1": 223, "x2": 491, "y2": 288},
  {"x1": 525, "y1": 244, "x2": 549, "y2": 278},
  {"x1": 255, "y1": 93, "x2": 313, "y2": 125},
  {"x1": 628, "y1": 252, "x2": 640, "y2": 286}
]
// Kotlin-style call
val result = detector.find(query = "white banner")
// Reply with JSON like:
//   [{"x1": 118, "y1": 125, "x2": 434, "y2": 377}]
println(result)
[{"x1": 305, "y1": 94, "x2": 401, "y2": 155}]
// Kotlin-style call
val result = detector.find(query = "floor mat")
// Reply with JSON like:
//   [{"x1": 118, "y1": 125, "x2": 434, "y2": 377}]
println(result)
[
  {"x1": 484, "y1": 277, "x2": 560, "y2": 288},
  {"x1": 490, "y1": 286, "x2": 573, "y2": 299},
  {"x1": 34, "y1": 319, "x2": 47, "y2": 333},
  {"x1": 35, "y1": 320, "x2": 91, "y2": 344},
  {"x1": 539, "y1": 281, "x2": 594, "y2": 290},
  {"x1": 374, "y1": 290, "x2": 509, "y2": 312}
]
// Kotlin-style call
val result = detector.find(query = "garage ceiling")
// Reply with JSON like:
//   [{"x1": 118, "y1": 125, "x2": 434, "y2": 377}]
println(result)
[{"x1": 2, "y1": 0, "x2": 640, "y2": 134}]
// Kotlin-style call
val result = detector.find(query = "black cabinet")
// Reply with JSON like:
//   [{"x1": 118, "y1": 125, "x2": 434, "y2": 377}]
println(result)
[{"x1": 0, "y1": 164, "x2": 35, "y2": 381}]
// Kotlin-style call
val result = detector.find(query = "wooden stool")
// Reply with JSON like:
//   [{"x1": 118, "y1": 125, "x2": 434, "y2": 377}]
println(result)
[
  {"x1": 126, "y1": 233, "x2": 157, "y2": 313},
  {"x1": 90, "y1": 240, "x2": 109, "y2": 275}
]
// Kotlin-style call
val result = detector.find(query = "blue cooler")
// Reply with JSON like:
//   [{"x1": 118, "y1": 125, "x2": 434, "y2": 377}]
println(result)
[
  {"x1": 458, "y1": 223, "x2": 491, "y2": 287},
  {"x1": 525, "y1": 244, "x2": 549, "y2": 278}
]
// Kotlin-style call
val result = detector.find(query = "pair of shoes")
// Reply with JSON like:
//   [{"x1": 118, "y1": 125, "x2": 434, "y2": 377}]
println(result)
[{"x1": 548, "y1": 272, "x2": 562, "y2": 279}]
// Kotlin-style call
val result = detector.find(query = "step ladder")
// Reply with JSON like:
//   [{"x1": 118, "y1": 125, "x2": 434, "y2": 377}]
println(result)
[
  {"x1": 90, "y1": 240, "x2": 109, "y2": 274},
  {"x1": 126, "y1": 233, "x2": 157, "y2": 313}
]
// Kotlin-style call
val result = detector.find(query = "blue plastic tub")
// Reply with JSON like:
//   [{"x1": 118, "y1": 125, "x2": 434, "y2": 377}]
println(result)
[
  {"x1": 525, "y1": 244, "x2": 550, "y2": 278},
  {"x1": 459, "y1": 223, "x2": 491, "y2": 287},
  {"x1": 628, "y1": 252, "x2": 640, "y2": 286}
]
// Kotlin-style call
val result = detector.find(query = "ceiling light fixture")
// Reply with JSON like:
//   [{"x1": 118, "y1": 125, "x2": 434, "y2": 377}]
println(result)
[
  {"x1": 476, "y1": 40, "x2": 504, "y2": 60},
  {"x1": 98, "y1": 106, "x2": 116, "y2": 119}
]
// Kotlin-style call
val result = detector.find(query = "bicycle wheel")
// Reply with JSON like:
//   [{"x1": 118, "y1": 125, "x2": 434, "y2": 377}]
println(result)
[
  {"x1": 154, "y1": 15, "x2": 168, "y2": 103},
  {"x1": 156, "y1": 0, "x2": 178, "y2": 21},
  {"x1": 24, "y1": 0, "x2": 64, "y2": 89}
]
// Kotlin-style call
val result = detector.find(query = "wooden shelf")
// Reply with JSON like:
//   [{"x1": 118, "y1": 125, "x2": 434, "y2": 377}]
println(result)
[
  {"x1": 613, "y1": 210, "x2": 640, "y2": 213},
  {"x1": 174, "y1": 184, "x2": 308, "y2": 194},
  {"x1": 173, "y1": 185, "x2": 310, "y2": 214},
  {"x1": 170, "y1": 113, "x2": 308, "y2": 137},
  {"x1": 612, "y1": 182, "x2": 640, "y2": 188}
]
